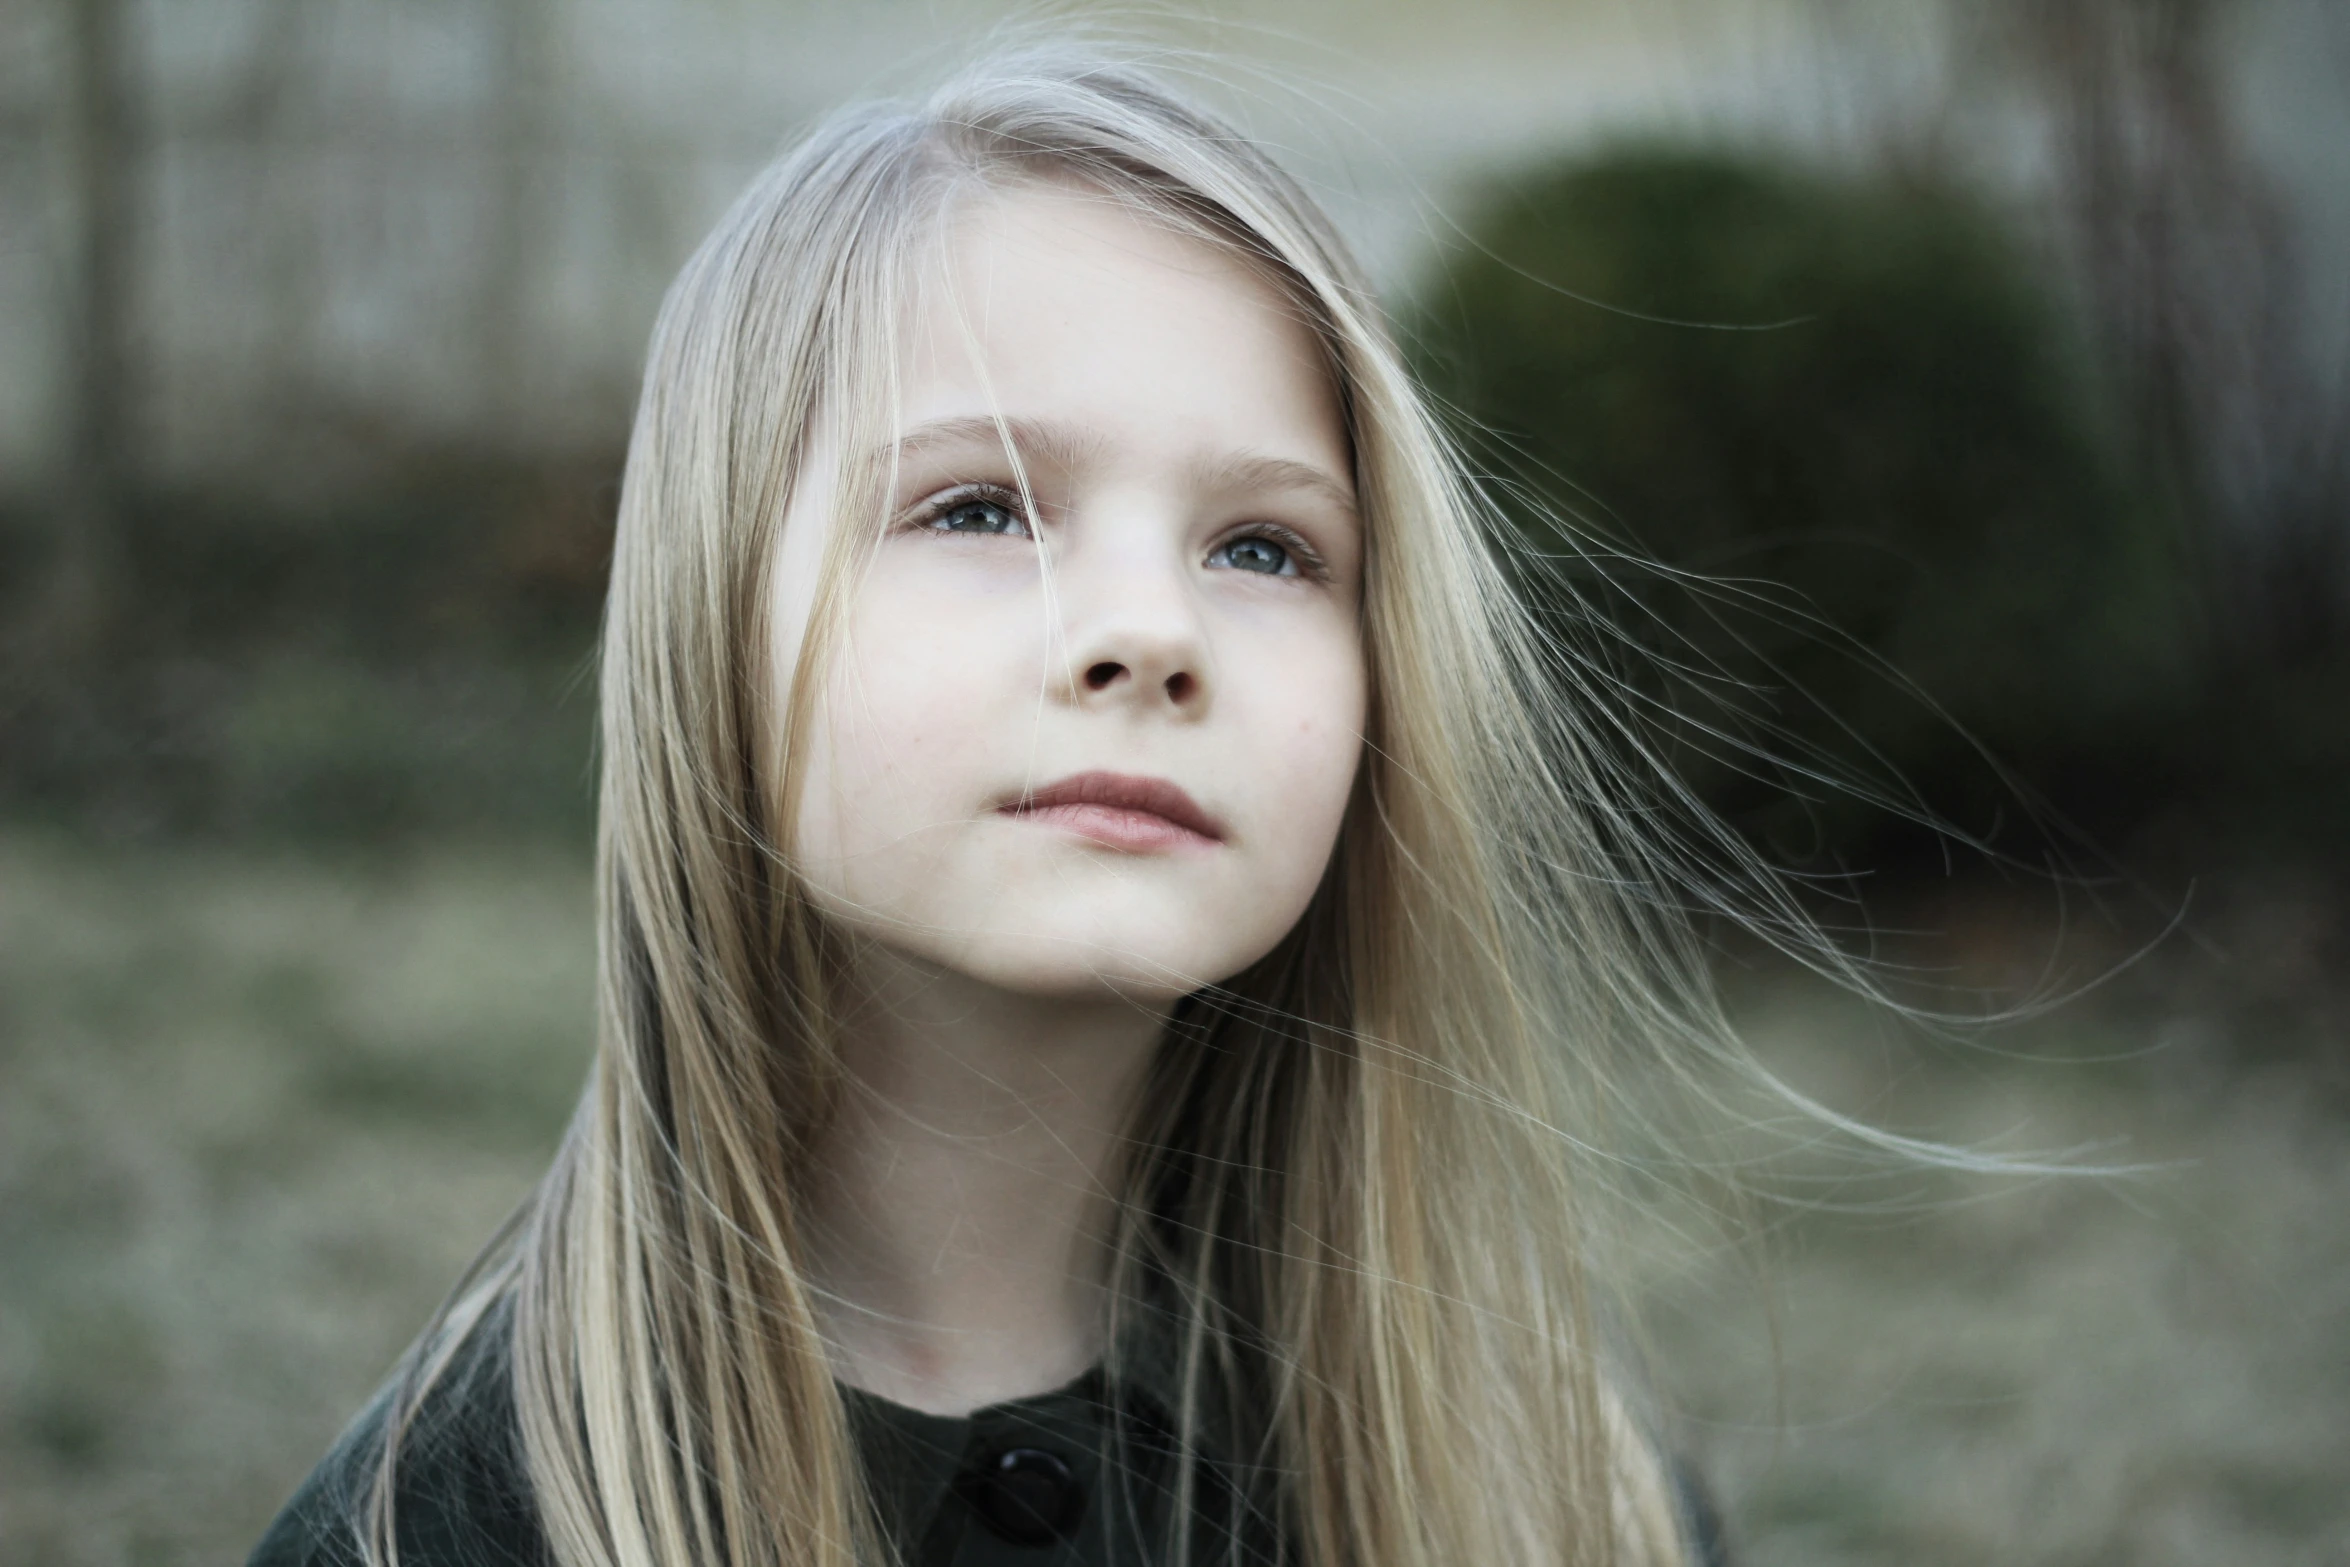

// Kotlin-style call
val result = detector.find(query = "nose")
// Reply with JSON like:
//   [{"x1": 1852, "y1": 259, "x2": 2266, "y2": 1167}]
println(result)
[{"x1": 1057, "y1": 554, "x2": 1210, "y2": 718}]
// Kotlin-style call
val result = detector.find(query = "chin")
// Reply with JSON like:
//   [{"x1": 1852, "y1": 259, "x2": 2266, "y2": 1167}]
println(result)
[
  {"x1": 814, "y1": 873, "x2": 1306, "y2": 1009},
  {"x1": 946, "y1": 930, "x2": 1239, "y2": 1006}
]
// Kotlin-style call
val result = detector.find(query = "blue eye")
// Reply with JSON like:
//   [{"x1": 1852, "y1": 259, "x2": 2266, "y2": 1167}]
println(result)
[
  {"x1": 929, "y1": 496, "x2": 1027, "y2": 536},
  {"x1": 1211, "y1": 535, "x2": 1292, "y2": 575}
]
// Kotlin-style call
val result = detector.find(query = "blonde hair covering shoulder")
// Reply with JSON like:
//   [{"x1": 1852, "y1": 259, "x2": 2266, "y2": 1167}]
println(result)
[{"x1": 369, "y1": 47, "x2": 1707, "y2": 1567}]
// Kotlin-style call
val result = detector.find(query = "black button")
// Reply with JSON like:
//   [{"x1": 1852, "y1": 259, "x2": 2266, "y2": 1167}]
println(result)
[{"x1": 959, "y1": 1445, "x2": 1084, "y2": 1546}]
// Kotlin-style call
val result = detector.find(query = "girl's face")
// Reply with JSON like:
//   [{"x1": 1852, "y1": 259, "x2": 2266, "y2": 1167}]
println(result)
[{"x1": 773, "y1": 183, "x2": 1367, "y2": 1004}]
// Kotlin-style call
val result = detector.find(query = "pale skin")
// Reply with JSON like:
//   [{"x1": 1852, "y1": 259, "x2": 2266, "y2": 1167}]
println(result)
[{"x1": 771, "y1": 183, "x2": 1368, "y2": 1416}]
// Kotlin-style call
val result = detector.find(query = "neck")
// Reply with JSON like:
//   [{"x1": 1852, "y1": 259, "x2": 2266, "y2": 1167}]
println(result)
[{"x1": 799, "y1": 946, "x2": 1169, "y2": 1416}]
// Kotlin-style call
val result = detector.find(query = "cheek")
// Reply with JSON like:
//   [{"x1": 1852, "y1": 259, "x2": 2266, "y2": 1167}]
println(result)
[
  {"x1": 1234, "y1": 621, "x2": 1369, "y2": 903},
  {"x1": 789, "y1": 576, "x2": 1026, "y2": 880}
]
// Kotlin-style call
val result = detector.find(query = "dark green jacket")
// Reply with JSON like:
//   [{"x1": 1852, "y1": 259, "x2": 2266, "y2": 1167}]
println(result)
[{"x1": 247, "y1": 1317, "x2": 1726, "y2": 1567}]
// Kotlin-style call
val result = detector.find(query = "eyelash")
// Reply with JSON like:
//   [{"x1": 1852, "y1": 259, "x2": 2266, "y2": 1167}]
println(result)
[{"x1": 901, "y1": 484, "x2": 1334, "y2": 582}]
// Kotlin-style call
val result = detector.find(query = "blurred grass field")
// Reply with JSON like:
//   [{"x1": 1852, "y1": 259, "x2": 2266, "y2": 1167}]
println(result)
[{"x1": 2, "y1": 834, "x2": 2345, "y2": 1566}]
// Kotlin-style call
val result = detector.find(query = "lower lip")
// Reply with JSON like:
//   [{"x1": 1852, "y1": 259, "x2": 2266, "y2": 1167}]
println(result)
[{"x1": 1009, "y1": 803, "x2": 1219, "y2": 853}]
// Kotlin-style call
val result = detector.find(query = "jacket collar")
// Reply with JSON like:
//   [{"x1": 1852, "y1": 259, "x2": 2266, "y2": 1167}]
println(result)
[{"x1": 839, "y1": 1292, "x2": 1267, "y2": 1560}]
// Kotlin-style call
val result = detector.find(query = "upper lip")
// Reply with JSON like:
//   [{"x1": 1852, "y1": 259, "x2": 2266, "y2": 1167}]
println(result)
[{"x1": 1003, "y1": 771, "x2": 1226, "y2": 841}]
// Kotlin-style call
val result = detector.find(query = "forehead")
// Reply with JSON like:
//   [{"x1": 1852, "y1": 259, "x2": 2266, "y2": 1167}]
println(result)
[{"x1": 892, "y1": 180, "x2": 1350, "y2": 480}]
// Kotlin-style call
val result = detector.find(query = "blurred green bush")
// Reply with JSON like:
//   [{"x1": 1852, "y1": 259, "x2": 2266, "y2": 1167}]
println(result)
[{"x1": 1410, "y1": 146, "x2": 2202, "y2": 866}]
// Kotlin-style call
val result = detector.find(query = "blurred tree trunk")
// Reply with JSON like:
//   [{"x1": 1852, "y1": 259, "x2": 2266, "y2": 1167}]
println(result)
[
  {"x1": 479, "y1": 0, "x2": 557, "y2": 444},
  {"x1": 50, "y1": 0, "x2": 139, "y2": 654},
  {"x1": 233, "y1": 0, "x2": 323, "y2": 435},
  {"x1": 2001, "y1": 0, "x2": 2350, "y2": 664}
]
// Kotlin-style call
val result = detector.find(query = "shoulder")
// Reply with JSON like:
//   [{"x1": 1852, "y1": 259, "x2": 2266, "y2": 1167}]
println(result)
[{"x1": 247, "y1": 1320, "x2": 550, "y2": 1567}]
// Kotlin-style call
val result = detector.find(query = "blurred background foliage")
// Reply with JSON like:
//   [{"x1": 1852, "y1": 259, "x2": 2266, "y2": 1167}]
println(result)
[
  {"x1": 3, "y1": 0, "x2": 2348, "y2": 1563},
  {"x1": 1411, "y1": 146, "x2": 2201, "y2": 869},
  {"x1": 1, "y1": 454, "x2": 611, "y2": 841}
]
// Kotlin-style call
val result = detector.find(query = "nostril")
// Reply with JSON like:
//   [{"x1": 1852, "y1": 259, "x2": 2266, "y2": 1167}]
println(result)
[
  {"x1": 1085, "y1": 661, "x2": 1124, "y2": 691},
  {"x1": 1164, "y1": 671, "x2": 1195, "y2": 703}
]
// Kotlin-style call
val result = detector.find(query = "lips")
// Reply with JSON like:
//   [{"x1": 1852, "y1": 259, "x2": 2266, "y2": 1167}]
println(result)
[{"x1": 1000, "y1": 770, "x2": 1225, "y2": 853}]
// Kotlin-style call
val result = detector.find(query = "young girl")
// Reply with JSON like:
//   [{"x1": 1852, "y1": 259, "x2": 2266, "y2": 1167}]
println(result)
[{"x1": 252, "y1": 48, "x2": 1733, "y2": 1567}]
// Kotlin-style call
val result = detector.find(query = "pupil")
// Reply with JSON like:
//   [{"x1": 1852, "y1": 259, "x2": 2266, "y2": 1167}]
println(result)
[{"x1": 949, "y1": 501, "x2": 1006, "y2": 532}]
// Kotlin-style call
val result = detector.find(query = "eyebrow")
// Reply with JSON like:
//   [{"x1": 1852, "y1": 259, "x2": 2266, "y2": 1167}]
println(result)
[
  {"x1": 879, "y1": 414, "x2": 1358, "y2": 517},
  {"x1": 884, "y1": 414, "x2": 1105, "y2": 475},
  {"x1": 1192, "y1": 450, "x2": 1359, "y2": 518}
]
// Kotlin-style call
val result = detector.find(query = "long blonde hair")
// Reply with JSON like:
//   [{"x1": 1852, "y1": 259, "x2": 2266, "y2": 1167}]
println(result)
[{"x1": 371, "y1": 47, "x2": 1722, "y2": 1567}]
